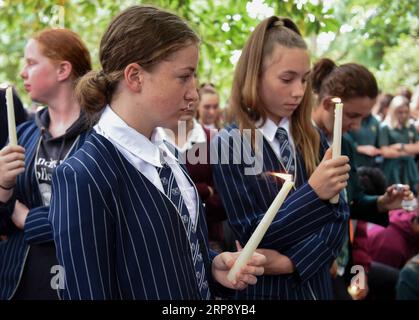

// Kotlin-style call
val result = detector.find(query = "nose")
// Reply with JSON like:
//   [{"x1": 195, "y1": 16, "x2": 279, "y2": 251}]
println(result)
[
  {"x1": 208, "y1": 106, "x2": 218, "y2": 117},
  {"x1": 20, "y1": 66, "x2": 27, "y2": 79},
  {"x1": 291, "y1": 80, "x2": 305, "y2": 98},
  {"x1": 186, "y1": 81, "x2": 199, "y2": 103}
]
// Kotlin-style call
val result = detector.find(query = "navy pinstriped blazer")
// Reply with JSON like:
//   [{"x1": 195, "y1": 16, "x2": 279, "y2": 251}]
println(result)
[
  {"x1": 49, "y1": 132, "x2": 218, "y2": 300},
  {"x1": 211, "y1": 124, "x2": 349, "y2": 300},
  {"x1": 0, "y1": 121, "x2": 89, "y2": 300}
]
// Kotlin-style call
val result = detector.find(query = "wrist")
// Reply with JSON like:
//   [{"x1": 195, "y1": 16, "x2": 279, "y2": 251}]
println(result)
[
  {"x1": 0, "y1": 187, "x2": 14, "y2": 203},
  {"x1": 274, "y1": 255, "x2": 295, "y2": 274},
  {"x1": 377, "y1": 195, "x2": 387, "y2": 212}
]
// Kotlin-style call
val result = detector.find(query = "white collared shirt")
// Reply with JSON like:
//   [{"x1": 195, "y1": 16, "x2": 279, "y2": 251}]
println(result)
[
  {"x1": 94, "y1": 106, "x2": 197, "y2": 224},
  {"x1": 257, "y1": 117, "x2": 297, "y2": 181},
  {"x1": 257, "y1": 117, "x2": 296, "y2": 161},
  {"x1": 312, "y1": 120, "x2": 332, "y2": 146},
  {"x1": 202, "y1": 123, "x2": 216, "y2": 130},
  {"x1": 156, "y1": 119, "x2": 207, "y2": 153}
]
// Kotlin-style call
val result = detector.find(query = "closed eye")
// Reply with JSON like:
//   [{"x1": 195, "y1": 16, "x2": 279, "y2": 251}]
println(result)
[
  {"x1": 280, "y1": 78, "x2": 293, "y2": 83},
  {"x1": 179, "y1": 74, "x2": 192, "y2": 82},
  {"x1": 26, "y1": 59, "x2": 36, "y2": 66}
]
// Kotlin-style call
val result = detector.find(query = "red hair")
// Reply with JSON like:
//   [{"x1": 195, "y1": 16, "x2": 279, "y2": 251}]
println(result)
[{"x1": 33, "y1": 28, "x2": 91, "y2": 80}]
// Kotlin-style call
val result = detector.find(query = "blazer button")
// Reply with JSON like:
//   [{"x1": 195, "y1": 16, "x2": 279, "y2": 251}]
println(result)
[{"x1": 172, "y1": 187, "x2": 180, "y2": 196}]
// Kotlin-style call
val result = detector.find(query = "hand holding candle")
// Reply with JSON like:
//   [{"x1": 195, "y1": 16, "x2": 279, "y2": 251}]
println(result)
[
  {"x1": 227, "y1": 174, "x2": 294, "y2": 282},
  {"x1": 330, "y1": 97, "x2": 343, "y2": 204},
  {"x1": 6, "y1": 86, "x2": 18, "y2": 146}
]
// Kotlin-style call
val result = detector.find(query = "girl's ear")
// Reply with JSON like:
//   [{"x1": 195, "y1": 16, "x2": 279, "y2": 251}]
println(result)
[
  {"x1": 124, "y1": 63, "x2": 143, "y2": 92},
  {"x1": 56, "y1": 61, "x2": 72, "y2": 82},
  {"x1": 323, "y1": 96, "x2": 336, "y2": 112}
]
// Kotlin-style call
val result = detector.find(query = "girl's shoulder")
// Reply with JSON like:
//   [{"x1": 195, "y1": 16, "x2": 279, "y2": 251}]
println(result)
[
  {"x1": 16, "y1": 119, "x2": 39, "y2": 145},
  {"x1": 16, "y1": 118, "x2": 36, "y2": 133},
  {"x1": 378, "y1": 122, "x2": 391, "y2": 132},
  {"x1": 63, "y1": 131, "x2": 119, "y2": 172},
  {"x1": 211, "y1": 122, "x2": 240, "y2": 142},
  {"x1": 313, "y1": 126, "x2": 329, "y2": 153}
]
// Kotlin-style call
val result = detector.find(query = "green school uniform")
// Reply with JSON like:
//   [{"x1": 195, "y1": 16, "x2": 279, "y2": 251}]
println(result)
[
  {"x1": 346, "y1": 115, "x2": 380, "y2": 168},
  {"x1": 378, "y1": 123, "x2": 419, "y2": 191},
  {"x1": 342, "y1": 135, "x2": 388, "y2": 226}
]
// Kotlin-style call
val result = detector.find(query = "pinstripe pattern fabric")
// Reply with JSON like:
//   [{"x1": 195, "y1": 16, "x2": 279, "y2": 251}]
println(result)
[
  {"x1": 49, "y1": 132, "x2": 215, "y2": 299},
  {"x1": 0, "y1": 120, "x2": 89, "y2": 300},
  {"x1": 211, "y1": 124, "x2": 349, "y2": 300},
  {"x1": 157, "y1": 162, "x2": 210, "y2": 299}
]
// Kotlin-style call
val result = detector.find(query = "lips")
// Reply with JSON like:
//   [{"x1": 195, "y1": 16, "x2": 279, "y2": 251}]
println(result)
[
  {"x1": 24, "y1": 84, "x2": 31, "y2": 92},
  {"x1": 180, "y1": 105, "x2": 193, "y2": 112},
  {"x1": 181, "y1": 110, "x2": 194, "y2": 117},
  {"x1": 283, "y1": 103, "x2": 299, "y2": 109}
]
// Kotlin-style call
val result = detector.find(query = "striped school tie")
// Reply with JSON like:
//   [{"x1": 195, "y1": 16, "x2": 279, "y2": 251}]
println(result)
[
  {"x1": 275, "y1": 127, "x2": 295, "y2": 176},
  {"x1": 157, "y1": 158, "x2": 210, "y2": 299}
]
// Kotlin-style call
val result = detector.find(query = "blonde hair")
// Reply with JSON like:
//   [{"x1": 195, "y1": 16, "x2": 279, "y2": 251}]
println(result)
[
  {"x1": 385, "y1": 95, "x2": 410, "y2": 129},
  {"x1": 228, "y1": 16, "x2": 319, "y2": 175}
]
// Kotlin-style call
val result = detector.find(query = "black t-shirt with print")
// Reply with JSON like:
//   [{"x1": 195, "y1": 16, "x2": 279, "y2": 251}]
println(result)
[{"x1": 13, "y1": 109, "x2": 87, "y2": 300}]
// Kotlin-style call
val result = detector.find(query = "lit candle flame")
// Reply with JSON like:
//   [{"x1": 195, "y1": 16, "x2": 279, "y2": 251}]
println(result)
[
  {"x1": 268, "y1": 172, "x2": 293, "y2": 182},
  {"x1": 331, "y1": 97, "x2": 342, "y2": 104},
  {"x1": 347, "y1": 285, "x2": 359, "y2": 297}
]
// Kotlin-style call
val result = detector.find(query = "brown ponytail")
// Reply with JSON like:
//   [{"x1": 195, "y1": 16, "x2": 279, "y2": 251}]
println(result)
[
  {"x1": 76, "y1": 5, "x2": 199, "y2": 124},
  {"x1": 311, "y1": 58, "x2": 337, "y2": 95},
  {"x1": 311, "y1": 58, "x2": 378, "y2": 103}
]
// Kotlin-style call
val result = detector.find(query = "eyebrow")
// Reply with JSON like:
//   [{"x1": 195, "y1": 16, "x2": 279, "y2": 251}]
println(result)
[
  {"x1": 179, "y1": 67, "x2": 196, "y2": 72},
  {"x1": 281, "y1": 70, "x2": 311, "y2": 76}
]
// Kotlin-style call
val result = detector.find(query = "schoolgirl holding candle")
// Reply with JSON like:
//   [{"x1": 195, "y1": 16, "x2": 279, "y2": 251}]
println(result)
[
  {"x1": 48, "y1": 6, "x2": 265, "y2": 300},
  {"x1": 311, "y1": 58, "x2": 411, "y2": 299},
  {"x1": 311, "y1": 59, "x2": 411, "y2": 224},
  {"x1": 211, "y1": 17, "x2": 350, "y2": 300},
  {"x1": 0, "y1": 29, "x2": 92, "y2": 299}
]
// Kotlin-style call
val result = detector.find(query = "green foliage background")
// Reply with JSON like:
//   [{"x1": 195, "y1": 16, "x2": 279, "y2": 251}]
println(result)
[{"x1": 0, "y1": 0, "x2": 418, "y2": 106}]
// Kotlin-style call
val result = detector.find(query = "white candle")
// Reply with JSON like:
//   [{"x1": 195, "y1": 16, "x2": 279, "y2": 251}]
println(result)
[
  {"x1": 6, "y1": 86, "x2": 17, "y2": 146},
  {"x1": 330, "y1": 97, "x2": 343, "y2": 204},
  {"x1": 227, "y1": 177, "x2": 294, "y2": 282},
  {"x1": 269, "y1": 172, "x2": 293, "y2": 182}
]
